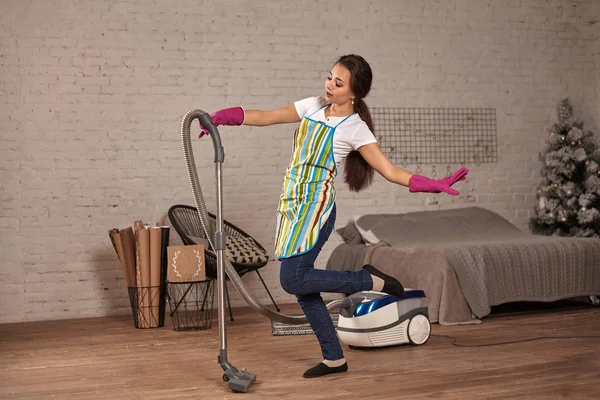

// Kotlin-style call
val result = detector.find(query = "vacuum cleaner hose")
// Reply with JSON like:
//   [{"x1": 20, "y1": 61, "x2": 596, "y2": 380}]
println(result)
[{"x1": 181, "y1": 109, "x2": 343, "y2": 325}]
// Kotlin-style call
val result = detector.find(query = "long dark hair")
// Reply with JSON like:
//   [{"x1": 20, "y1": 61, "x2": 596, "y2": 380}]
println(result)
[{"x1": 336, "y1": 54, "x2": 375, "y2": 192}]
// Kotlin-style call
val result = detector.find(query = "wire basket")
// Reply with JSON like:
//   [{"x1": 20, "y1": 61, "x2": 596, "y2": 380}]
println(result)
[
  {"x1": 167, "y1": 280, "x2": 215, "y2": 331},
  {"x1": 128, "y1": 286, "x2": 165, "y2": 329}
]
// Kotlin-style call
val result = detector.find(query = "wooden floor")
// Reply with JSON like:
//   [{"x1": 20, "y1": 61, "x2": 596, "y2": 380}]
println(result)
[{"x1": 2, "y1": 298, "x2": 600, "y2": 400}]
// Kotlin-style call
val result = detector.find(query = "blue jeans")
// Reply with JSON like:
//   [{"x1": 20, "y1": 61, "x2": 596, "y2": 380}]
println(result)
[{"x1": 279, "y1": 204, "x2": 373, "y2": 360}]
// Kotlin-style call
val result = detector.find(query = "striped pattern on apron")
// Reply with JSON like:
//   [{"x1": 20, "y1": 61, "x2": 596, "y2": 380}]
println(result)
[{"x1": 274, "y1": 106, "x2": 354, "y2": 259}]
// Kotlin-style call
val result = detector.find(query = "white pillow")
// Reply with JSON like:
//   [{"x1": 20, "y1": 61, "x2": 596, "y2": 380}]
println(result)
[{"x1": 352, "y1": 216, "x2": 380, "y2": 245}]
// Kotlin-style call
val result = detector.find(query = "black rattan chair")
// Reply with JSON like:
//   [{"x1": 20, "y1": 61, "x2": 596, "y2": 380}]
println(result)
[{"x1": 168, "y1": 204, "x2": 280, "y2": 321}]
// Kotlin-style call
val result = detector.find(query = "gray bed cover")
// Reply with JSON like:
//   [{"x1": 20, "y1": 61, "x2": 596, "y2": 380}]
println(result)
[{"x1": 339, "y1": 207, "x2": 600, "y2": 319}]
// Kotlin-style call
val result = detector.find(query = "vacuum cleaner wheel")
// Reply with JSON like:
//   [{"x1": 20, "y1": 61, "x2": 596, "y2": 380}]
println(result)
[{"x1": 407, "y1": 313, "x2": 431, "y2": 345}]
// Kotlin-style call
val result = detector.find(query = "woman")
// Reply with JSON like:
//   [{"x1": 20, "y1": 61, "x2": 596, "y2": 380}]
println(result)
[{"x1": 200, "y1": 54, "x2": 468, "y2": 378}]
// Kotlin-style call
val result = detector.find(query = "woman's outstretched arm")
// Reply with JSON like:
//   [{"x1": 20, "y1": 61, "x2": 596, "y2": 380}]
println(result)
[
  {"x1": 243, "y1": 104, "x2": 301, "y2": 127},
  {"x1": 358, "y1": 143, "x2": 468, "y2": 195},
  {"x1": 357, "y1": 143, "x2": 413, "y2": 187}
]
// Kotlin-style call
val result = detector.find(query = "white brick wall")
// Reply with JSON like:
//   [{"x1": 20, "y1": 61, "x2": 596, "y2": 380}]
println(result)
[
  {"x1": 595, "y1": 8, "x2": 600, "y2": 128},
  {"x1": 1, "y1": 0, "x2": 598, "y2": 323}
]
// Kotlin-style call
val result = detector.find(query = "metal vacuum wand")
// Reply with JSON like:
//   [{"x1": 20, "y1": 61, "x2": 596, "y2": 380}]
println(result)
[{"x1": 182, "y1": 110, "x2": 256, "y2": 393}]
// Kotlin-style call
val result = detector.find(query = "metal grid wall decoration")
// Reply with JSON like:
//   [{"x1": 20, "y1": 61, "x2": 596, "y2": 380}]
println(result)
[{"x1": 371, "y1": 107, "x2": 497, "y2": 166}]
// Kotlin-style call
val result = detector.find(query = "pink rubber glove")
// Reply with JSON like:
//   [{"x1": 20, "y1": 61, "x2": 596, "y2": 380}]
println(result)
[
  {"x1": 441, "y1": 167, "x2": 468, "y2": 186},
  {"x1": 408, "y1": 167, "x2": 469, "y2": 196},
  {"x1": 198, "y1": 106, "x2": 245, "y2": 138}
]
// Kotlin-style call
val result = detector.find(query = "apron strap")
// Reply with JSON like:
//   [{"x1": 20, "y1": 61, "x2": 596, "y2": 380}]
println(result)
[
  {"x1": 307, "y1": 103, "x2": 355, "y2": 128},
  {"x1": 332, "y1": 112, "x2": 356, "y2": 128}
]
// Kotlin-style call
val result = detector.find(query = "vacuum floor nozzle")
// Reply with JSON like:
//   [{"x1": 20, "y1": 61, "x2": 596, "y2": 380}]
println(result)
[{"x1": 223, "y1": 367, "x2": 257, "y2": 393}]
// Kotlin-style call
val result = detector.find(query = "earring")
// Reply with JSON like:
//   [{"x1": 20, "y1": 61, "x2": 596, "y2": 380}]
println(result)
[{"x1": 351, "y1": 99, "x2": 355, "y2": 105}]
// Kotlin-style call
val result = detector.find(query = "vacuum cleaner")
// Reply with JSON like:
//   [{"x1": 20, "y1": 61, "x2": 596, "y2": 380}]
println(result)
[
  {"x1": 337, "y1": 290, "x2": 431, "y2": 347},
  {"x1": 180, "y1": 110, "x2": 431, "y2": 393}
]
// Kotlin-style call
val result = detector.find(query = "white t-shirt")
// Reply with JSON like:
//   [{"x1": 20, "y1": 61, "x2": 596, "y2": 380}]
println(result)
[{"x1": 294, "y1": 96, "x2": 378, "y2": 167}]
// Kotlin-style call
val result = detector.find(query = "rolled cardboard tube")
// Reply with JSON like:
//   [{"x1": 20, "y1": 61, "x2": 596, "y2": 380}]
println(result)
[
  {"x1": 149, "y1": 227, "x2": 162, "y2": 328},
  {"x1": 118, "y1": 227, "x2": 137, "y2": 291},
  {"x1": 137, "y1": 226, "x2": 151, "y2": 328},
  {"x1": 109, "y1": 229, "x2": 133, "y2": 288}
]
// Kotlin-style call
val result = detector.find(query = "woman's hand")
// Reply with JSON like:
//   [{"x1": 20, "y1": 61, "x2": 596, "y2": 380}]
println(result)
[
  {"x1": 198, "y1": 107, "x2": 245, "y2": 138},
  {"x1": 408, "y1": 167, "x2": 468, "y2": 196}
]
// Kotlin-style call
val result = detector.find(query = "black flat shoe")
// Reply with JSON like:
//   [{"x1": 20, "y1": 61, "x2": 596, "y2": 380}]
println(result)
[
  {"x1": 303, "y1": 362, "x2": 348, "y2": 378},
  {"x1": 363, "y1": 264, "x2": 405, "y2": 298}
]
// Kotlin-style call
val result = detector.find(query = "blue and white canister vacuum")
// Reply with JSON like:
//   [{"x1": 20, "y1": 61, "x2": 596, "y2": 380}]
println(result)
[{"x1": 337, "y1": 289, "x2": 431, "y2": 347}]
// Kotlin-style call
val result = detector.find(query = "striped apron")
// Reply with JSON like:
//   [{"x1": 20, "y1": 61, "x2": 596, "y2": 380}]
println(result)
[{"x1": 274, "y1": 105, "x2": 355, "y2": 259}]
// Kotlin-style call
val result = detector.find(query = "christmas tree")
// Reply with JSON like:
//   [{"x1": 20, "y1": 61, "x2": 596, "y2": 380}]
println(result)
[{"x1": 530, "y1": 98, "x2": 600, "y2": 238}]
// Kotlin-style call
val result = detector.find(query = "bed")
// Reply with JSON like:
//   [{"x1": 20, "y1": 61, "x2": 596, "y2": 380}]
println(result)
[{"x1": 326, "y1": 206, "x2": 600, "y2": 325}]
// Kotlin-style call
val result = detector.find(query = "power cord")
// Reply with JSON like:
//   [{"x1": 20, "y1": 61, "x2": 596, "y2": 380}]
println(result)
[{"x1": 431, "y1": 334, "x2": 600, "y2": 347}]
